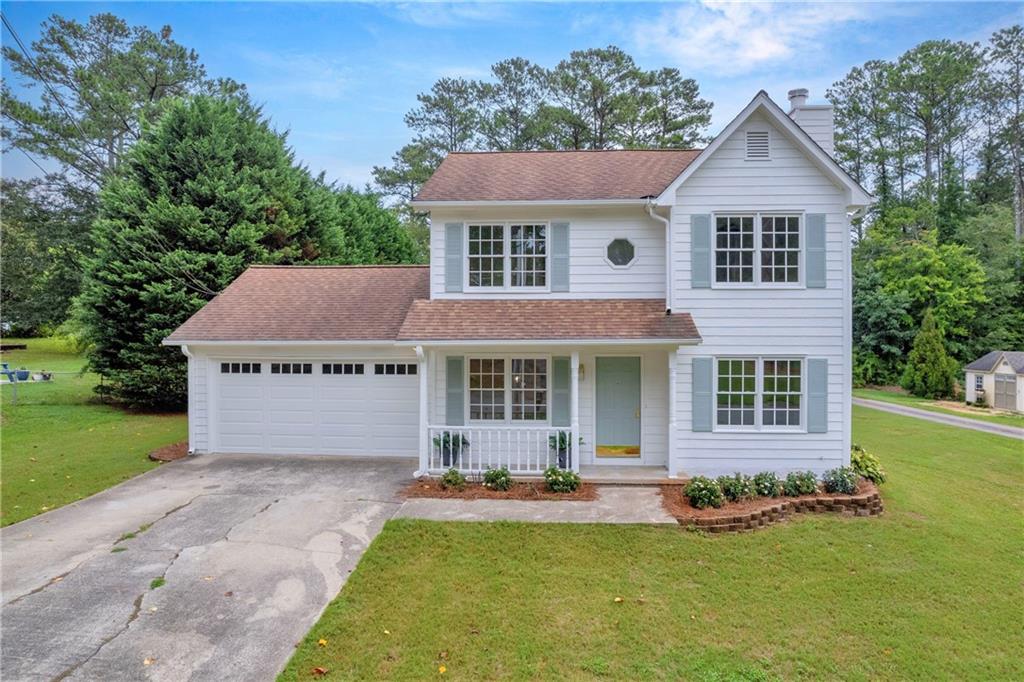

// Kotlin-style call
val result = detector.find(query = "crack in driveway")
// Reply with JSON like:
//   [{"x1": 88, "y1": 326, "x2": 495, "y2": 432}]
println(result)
[{"x1": 2, "y1": 456, "x2": 416, "y2": 681}]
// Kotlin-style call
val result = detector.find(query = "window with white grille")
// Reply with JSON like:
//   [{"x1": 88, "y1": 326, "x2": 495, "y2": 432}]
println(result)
[{"x1": 745, "y1": 130, "x2": 770, "y2": 160}]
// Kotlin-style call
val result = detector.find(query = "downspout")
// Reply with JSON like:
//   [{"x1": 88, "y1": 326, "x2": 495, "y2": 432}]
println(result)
[
  {"x1": 646, "y1": 199, "x2": 672, "y2": 313},
  {"x1": 180, "y1": 344, "x2": 195, "y2": 454}
]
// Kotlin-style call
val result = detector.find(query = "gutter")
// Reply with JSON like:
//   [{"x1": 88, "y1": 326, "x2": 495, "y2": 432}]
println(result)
[{"x1": 646, "y1": 199, "x2": 672, "y2": 313}]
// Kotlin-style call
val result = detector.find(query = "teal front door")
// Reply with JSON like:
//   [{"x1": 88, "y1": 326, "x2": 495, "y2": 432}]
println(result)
[{"x1": 595, "y1": 357, "x2": 641, "y2": 458}]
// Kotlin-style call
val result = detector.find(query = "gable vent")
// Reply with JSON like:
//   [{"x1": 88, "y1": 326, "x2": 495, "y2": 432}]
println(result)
[{"x1": 745, "y1": 130, "x2": 770, "y2": 160}]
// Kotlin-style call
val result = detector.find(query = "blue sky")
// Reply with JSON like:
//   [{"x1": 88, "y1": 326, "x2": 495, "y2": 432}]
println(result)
[{"x1": 3, "y1": 1, "x2": 1022, "y2": 188}]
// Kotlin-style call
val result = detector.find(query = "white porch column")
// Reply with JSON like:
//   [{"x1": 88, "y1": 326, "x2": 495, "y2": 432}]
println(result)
[
  {"x1": 667, "y1": 347, "x2": 679, "y2": 478},
  {"x1": 570, "y1": 351, "x2": 581, "y2": 473},
  {"x1": 415, "y1": 346, "x2": 429, "y2": 476}
]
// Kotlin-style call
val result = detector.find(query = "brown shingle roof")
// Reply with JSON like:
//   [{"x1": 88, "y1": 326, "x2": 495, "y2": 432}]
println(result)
[
  {"x1": 396, "y1": 299, "x2": 700, "y2": 342},
  {"x1": 165, "y1": 266, "x2": 429, "y2": 342},
  {"x1": 414, "y1": 149, "x2": 702, "y2": 202}
]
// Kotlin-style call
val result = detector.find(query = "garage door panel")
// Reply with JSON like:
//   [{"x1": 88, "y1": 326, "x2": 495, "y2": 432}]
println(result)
[
  {"x1": 214, "y1": 358, "x2": 419, "y2": 456},
  {"x1": 219, "y1": 410, "x2": 264, "y2": 424}
]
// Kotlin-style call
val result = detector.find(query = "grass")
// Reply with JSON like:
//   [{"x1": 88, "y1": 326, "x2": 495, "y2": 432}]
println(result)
[
  {"x1": 281, "y1": 407, "x2": 1023, "y2": 681},
  {"x1": 1, "y1": 337, "x2": 187, "y2": 527},
  {"x1": 854, "y1": 387, "x2": 1024, "y2": 428},
  {"x1": 150, "y1": 577, "x2": 166, "y2": 590}
]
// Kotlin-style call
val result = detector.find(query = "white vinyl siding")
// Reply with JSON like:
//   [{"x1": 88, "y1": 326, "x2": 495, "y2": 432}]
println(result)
[
  {"x1": 672, "y1": 111, "x2": 850, "y2": 475},
  {"x1": 429, "y1": 207, "x2": 666, "y2": 299},
  {"x1": 430, "y1": 345, "x2": 670, "y2": 467}
]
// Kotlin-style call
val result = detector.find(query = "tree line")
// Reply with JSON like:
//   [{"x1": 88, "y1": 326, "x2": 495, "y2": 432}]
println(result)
[
  {"x1": 371, "y1": 46, "x2": 713, "y2": 235},
  {"x1": 829, "y1": 27, "x2": 1024, "y2": 398}
]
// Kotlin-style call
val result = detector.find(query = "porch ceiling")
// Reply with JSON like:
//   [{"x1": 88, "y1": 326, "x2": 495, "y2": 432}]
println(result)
[{"x1": 396, "y1": 299, "x2": 701, "y2": 344}]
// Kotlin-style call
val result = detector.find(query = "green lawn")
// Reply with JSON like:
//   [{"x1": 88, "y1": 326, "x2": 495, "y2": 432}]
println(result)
[
  {"x1": 1, "y1": 337, "x2": 187, "y2": 526},
  {"x1": 282, "y1": 407, "x2": 1023, "y2": 681},
  {"x1": 854, "y1": 387, "x2": 1024, "y2": 428}
]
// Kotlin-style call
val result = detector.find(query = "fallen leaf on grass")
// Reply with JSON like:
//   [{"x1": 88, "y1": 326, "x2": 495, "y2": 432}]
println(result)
[
  {"x1": 383, "y1": 628, "x2": 391, "y2": 635},
  {"x1": 613, "y1": 597, "x2": 623, "y2": 603},
  {"x1": 438, "y1": 665, "x2": 447, "y2": 674},
  {"x1": 311, "y1": 666, "x2": 329, "y2": 676},
  {"x1": 317, "y1": 638, "x2": 328, "y2": 647},
  {"x1": 438, "y1": 651, "x2": 448, "y2": 660}
]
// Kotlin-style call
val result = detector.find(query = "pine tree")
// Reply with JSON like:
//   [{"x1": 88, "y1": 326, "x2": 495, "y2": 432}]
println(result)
[
  {"x1": 901, "y1": 309, "x2": 960, "y2": 399},
  {"x1": 75, "y1": 94, "x2": 351, "y2": 408}
]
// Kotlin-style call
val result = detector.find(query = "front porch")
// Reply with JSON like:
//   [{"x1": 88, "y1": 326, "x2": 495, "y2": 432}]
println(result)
[{"x1": 413, "y1": 343, "x2": 689, "y2": 479}]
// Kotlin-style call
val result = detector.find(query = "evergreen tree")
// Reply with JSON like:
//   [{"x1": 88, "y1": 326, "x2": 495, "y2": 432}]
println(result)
[
  {"x1": 75, "y1": 94, "x2": 350, "y2": 408},
  {"x1": 901, "y1": 309, "x2": 960, "y2": 399}
]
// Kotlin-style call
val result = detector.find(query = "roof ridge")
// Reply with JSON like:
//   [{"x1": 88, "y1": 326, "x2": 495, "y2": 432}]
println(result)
[
  {"x1": 445, "y1": 148, "x2": 703, "y2": 155},
  {"x1": 247, "y1": 264, "x2": 428, "y2": 269}
]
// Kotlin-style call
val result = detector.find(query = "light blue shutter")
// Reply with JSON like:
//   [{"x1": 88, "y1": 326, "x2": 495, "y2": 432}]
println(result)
[
  {"x1": 807, "y1": 358, "x2": 828, "y2": 433},
  {"x1": 445, "y1": 356, "x2": 464, "y2": 425},
  {"x1": 551, "y1": 357, "x2": 570, "y2": 427},
  {"x1": 445, "y1": 223, "x2": 463, "y2": 292},
  {"x1": 691, "y1": 215, "x2": 711, "y2": 288},
  {"x1": 806, "y1": 214, "x2": 826, "y2": 289},
  {"x1": 550, "y1": 222, "x2": 570, "y2": 292},
  {"x1": 692, "y1": 357, "x2": 713, "y2": 432}
]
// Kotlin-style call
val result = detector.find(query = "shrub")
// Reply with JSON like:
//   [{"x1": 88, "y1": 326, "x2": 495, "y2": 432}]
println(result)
[
  {"x1": 850, "y1": 444, "x2": 886, "y2": 484},
  {"x1": 752, "y1": 471, "x2": 782, "y2": 497},
  {"x1": 440, "y1": 468, "x2": 466, "y2": 491},
  {"x1": 544, "y1": 467, "x2": 581, "y2": 493},
  {"x1": 684, "y1": 476, "x2": 724, "y2": 509},
  {"x1": 822, "y1": 467, "x2": 858, "y2": 495},
  {"x1": 901, "y1": 309, "x2": 959, "y2": 399},
  {"x1": 783, "y1": 471, "x2": 818, "y2": 497},
  {"x1": 716, "y1": 473, "x2": 754, "y2": 502},
  {"x1": 483, "y1": 466, "x2": 513, "y2": 491}
]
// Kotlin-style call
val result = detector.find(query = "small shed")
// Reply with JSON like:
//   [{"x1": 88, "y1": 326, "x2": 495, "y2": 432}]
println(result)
[{"x1": 964, "y1": 351, "x2": 1024, "y2": 413}]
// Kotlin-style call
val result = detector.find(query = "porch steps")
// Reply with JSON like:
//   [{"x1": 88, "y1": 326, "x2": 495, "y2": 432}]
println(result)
[{"x1": 578, "y1": 466, "x2": 685, "y2": 486}]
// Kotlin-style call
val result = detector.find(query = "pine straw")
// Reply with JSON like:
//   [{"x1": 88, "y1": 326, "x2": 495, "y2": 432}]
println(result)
[
  {"x1": 148, "y1": 441, "x2": 189, "y2": 462},
  {"x1": 401, "y1": 477, "x2": 598, "y2": 501}
]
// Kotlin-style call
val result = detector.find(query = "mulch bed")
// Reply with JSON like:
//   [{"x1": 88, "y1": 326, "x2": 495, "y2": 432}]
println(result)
[
  {"x1": 401, "y1": 477, "x2": 599, "y2": 501},
  {"x1": 660, "y1": 480, "x2": 883, "y2": 532},
  {"x1": 149, "y1": 441, "x2": 189, "y2": 462}
]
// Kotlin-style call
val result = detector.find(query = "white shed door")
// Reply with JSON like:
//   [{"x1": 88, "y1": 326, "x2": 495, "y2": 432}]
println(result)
[{"x1": 214, "y1": 361, "x2": 419, "y2": 456}]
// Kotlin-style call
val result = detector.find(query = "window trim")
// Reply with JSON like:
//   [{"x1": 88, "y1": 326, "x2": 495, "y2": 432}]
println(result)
[
  {"x1": 713, "y1": 356, "x2": 806, "y2": 433},
  {"x1": 974, "y1": 374, "x2": 984, "y2": 392},
  {"x1": 464, "y1": 221, "x2": 551, "y2": 292},
  {"x1": 465, "y1": 353, "x2": 551, "y2": 425},
  {"x1": 711, "y1": 211, "x2": 804, "y2": 289},
  {"x1": 604, "y1": 237, "x2": 638, "y2": 269}
]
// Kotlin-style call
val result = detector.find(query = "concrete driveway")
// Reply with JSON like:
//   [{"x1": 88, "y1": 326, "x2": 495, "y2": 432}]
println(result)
[{"x1": 1, "y1": 454, "x2": 414, "y2": 681}]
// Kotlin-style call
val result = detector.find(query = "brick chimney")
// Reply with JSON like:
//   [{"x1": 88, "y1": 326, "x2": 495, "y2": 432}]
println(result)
[{"x1": 787, "y1": 88, "x2": 833, "y2": 157}]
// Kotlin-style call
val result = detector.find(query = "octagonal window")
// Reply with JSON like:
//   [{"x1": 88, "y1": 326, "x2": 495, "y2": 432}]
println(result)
[{"x1": 606, "y1": 238, "x2": 636, "y2": 267}]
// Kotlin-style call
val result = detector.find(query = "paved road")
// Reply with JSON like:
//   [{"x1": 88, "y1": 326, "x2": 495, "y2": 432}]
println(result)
[
  {"x1": 853, "y1": 397, "x2": 1024, "y2": 440},
  {"x1": 1, "y1": 455, "x2": 415, "y2": 681}
]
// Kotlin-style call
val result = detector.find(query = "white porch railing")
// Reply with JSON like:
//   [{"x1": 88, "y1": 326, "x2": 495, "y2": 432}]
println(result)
[{"x1": 427, "y1": 425, "x2": 577, "y2": 476}]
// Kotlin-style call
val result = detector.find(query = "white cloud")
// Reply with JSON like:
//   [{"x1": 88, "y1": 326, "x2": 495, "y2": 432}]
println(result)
[
  {"x1": 632, "y1": 1, "x2": 871, "y2": 76},
  {"x1": 238, "y1": 48, "x2": 351, "y2": 101},
  {"x1": 388, "y1": 2, "x2": 514, "y2": 28}
]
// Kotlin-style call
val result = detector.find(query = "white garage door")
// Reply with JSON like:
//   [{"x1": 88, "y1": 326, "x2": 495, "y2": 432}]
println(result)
[{"x1": 214, "y1": 360, "x2": 419, "y2": 456}]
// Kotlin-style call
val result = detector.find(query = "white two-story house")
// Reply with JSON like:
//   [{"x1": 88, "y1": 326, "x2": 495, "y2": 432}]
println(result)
[{"x1": 165, "y1": 89, "x2": 871, "y2": 479}]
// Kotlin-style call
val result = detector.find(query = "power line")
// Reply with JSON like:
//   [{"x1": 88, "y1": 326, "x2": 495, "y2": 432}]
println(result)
[
  {"x1": 13, "y1": 147, "x2": 51, "y2": 177},
  {"x1": 1, "y1": 12, "x2": 108, "y2": 175}
]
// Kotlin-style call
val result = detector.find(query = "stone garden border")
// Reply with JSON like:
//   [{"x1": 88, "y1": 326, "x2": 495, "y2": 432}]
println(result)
[{"x1": 661, "y1": 483, "x2": 883, "y2": 533}]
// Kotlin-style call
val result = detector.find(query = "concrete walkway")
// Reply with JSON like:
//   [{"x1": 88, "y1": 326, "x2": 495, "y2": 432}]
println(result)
[
  {"x1": 1, "y1": 455, "x2": 413, "y2": 682},
  {"x1": 853, "y1": 397, "x2": 1024, "y2": 440},
  {"x1": 395, "y1": 486, "x2": 677, "y2": 524}
]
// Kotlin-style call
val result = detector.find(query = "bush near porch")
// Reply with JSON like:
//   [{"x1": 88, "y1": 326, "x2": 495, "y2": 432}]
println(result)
[{"x1": 281, "y1": 406, "x2": 1022, "y2": 681}]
